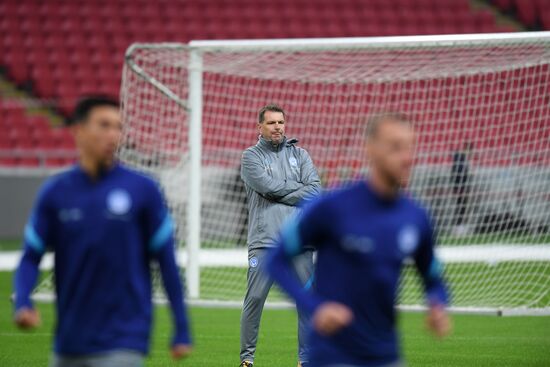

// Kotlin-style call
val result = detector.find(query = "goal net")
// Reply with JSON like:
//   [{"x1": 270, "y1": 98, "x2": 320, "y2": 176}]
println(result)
[{"x1": 117, "y1": 33, "x2": 550, "y2": 315}]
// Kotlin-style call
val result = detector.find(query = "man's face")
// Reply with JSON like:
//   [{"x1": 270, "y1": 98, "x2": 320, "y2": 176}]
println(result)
[
  {"x1": 367, "y1": 120, "x2": 415, "y2": 188},
  {"x1": 73, "y1": 106, "x2": 122, "y2": 167},
  {"x1": 258, "y1": 111, "x2": 285, "y2": 144}
]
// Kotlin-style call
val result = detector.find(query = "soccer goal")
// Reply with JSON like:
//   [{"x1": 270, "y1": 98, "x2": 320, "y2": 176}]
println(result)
[{"x1": 118, "y1": 32, "x2": 550, "y2": 315}]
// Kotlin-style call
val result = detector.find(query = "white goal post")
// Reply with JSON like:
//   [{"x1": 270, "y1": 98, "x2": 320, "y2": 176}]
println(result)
[{"x1": 118, "y1": 32, "x2": 550, "y2": 315}]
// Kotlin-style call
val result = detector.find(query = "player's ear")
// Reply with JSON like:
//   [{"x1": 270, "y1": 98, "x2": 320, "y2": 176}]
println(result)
[{"x1": 68, "y1": 121, "x2": 85, "y2": 142}]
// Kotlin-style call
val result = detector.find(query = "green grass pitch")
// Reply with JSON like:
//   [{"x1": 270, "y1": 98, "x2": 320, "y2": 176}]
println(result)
[{"x1": 1, "y1": 271, "x2": 549, "y2": 367}]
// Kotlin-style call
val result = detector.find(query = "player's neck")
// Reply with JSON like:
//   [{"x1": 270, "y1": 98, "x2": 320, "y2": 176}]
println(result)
[
  {"x1": 79, "y1": 156, "x2": 114, "y2": 179},
  {"x1": 367, "y1": 170, "x2": 400, "y2": 199}
]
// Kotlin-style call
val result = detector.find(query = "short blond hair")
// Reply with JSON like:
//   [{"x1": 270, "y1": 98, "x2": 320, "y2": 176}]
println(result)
[{"x1": 365, "y1": 112, "x2": 411, "y2": 139}]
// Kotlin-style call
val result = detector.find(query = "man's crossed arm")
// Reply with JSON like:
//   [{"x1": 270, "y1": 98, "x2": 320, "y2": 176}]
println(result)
[{"x1": 241, "y1": 149, "x2": 321, "y2": 206}]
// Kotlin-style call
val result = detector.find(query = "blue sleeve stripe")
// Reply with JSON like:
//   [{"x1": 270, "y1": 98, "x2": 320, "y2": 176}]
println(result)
[
  {"x1": 24, "y1": 224, "x2": 45, "y2": 254},
  {"x1": 428, "y1": 257, "x2": 443, "y2": 280},
  {"x1": 281, "y1": 219, "x2": 302, "y2": 256},
  {"x1": 150, "y1": 214, "x2": 174, "y2": 252},
  {"x1": 303, "y1": 274, "x2": 314, "y2": 290}
]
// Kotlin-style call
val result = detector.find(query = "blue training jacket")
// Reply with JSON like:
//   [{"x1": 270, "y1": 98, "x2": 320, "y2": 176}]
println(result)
[
  {"x1": 268, "y1": 180, "x2": 448, "y2": 367},
  {"x1": 14, "y1": 163, "x2": 190, "y2": 356}
]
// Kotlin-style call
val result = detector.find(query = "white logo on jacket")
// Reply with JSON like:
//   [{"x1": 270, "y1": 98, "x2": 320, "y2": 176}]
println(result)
[
  {"x1": 398, "y1": 225, "x2": 419, "y2": 255},
  {"x1": 107, "y1": 189, "x2": 132, "y2": 215},
  {"x1": 341, "y1": 235, "x2": 374, "y2": 254},
  {"x1": 58, "y1": 208, "x2": 83, "y2": 222},
  {"x1": 289, "y1": 157, "x2": 298, "y2": 167}
]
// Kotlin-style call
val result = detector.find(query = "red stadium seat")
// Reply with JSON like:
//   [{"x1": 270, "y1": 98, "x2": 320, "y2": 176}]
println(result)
[
  {"x1": 493, "y1": 0, "x2": 513, "y2": 11},
  {"x1": 514, "y1": 0, "x2": 537, "y2": 27},
  {"x1": 44, "y1": 157, "x2": 65, "y2": 167},
  {"x1": 0, "y1": 135, "x2": 14, "y2": 150},
  {"x1": 4, "y1": 52, "x2": 31, "y2": 85},
  {"x1": 14, "y1": 135, "x2": 36, "y2": 150},
  {"x1": 0, "y1": 157, "x2": 19, "y2": 167},
  {"x1": 541, "y1": 10, "x2": 550, "y2": 30},
  {"x1": 18, "y1": 156, "x2": 41, "y2": 167},
  {"x1": 33, "y1": 75, "x2": 56, "y2": 99}
]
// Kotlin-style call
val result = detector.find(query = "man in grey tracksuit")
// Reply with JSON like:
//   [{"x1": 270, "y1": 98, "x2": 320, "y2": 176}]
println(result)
[{"x1": 240, "y1": 104, "x2": 321, "y2": 367}]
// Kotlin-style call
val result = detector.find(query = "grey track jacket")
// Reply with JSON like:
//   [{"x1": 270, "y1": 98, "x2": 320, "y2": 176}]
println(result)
[{"x1": 241, "y1": 136, "x2": 321, "y2": 250}]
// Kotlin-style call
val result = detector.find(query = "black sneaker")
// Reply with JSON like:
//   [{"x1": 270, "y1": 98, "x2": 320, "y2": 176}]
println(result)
[{"x1": 240, "y1": 361, "x2": 253, "y2": 367}]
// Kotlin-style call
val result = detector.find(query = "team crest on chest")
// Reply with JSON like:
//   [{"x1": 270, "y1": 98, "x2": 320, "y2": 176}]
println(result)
[
  {"x1": 398, "y1": 225, "x2": 419, "y2": 255},
  {"x1": 107, "y1": 189, "x2": 132, "y2": 215}
]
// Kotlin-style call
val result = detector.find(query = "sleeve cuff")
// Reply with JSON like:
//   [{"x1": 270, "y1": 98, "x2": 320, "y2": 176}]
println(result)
[
  {"x1": 15, "y1": 298, "x2": 34, "y2": 312},
  {"x1": 172, "y1": 330, "x2": 192, "y2": 346},
  {"x1": 426, "y1": 287, "x2": 449, "y2": 307}
]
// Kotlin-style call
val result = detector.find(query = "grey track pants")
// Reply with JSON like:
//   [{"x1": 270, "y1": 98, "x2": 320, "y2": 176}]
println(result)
[
  {"x1": 240, "y1": 248, "x2": 314, "y2": 364},
  {"x1": 50, "y1": 350, "x2": 144, "y2": 367}
]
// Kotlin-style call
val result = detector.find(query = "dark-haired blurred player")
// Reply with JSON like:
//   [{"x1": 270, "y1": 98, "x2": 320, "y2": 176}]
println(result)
[
  {"x1": 268, "y1": 113, "x2": 451, "y2": 367},
  {"x1": 13, "y1": 96, "x2": 192, "y2": 367}
]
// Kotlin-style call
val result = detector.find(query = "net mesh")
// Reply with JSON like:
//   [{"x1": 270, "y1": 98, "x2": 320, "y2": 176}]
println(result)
[{"x1": 118, "y1": 36, "x2": 550, "y2": 311}]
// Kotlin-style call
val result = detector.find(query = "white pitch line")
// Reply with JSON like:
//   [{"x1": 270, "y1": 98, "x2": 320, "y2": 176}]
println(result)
[{"x1": 1, "y1": 244, "x2": 549, "y2": 271}]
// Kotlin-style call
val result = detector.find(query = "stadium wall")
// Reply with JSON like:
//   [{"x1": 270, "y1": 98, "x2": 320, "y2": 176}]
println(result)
[
  {"x1": 159, "y1": 164, "x2": 550, "y2": 248},
  {"x1": 0, "y1": 165, "x2": 548, "y2": 240},
  {"x1": 0, "y1": 171, "x2": 48, "y2": 239}
]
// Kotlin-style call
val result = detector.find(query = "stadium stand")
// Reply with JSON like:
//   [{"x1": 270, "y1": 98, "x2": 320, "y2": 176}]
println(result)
[
  {"x1": 0, "y1": 0, "x2": 537, "y2": 167},
  {"x1": 0, "y1": 97, "x2": 75, "y2": 167},
  {"x1": 491, "y1": 0, "x2": 550, "y2": 29}
]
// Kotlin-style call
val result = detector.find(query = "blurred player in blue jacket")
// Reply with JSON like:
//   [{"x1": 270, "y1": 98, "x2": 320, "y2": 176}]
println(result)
[{"x1": 13, "y1": 96, "x2": 192, "y2": 367}]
